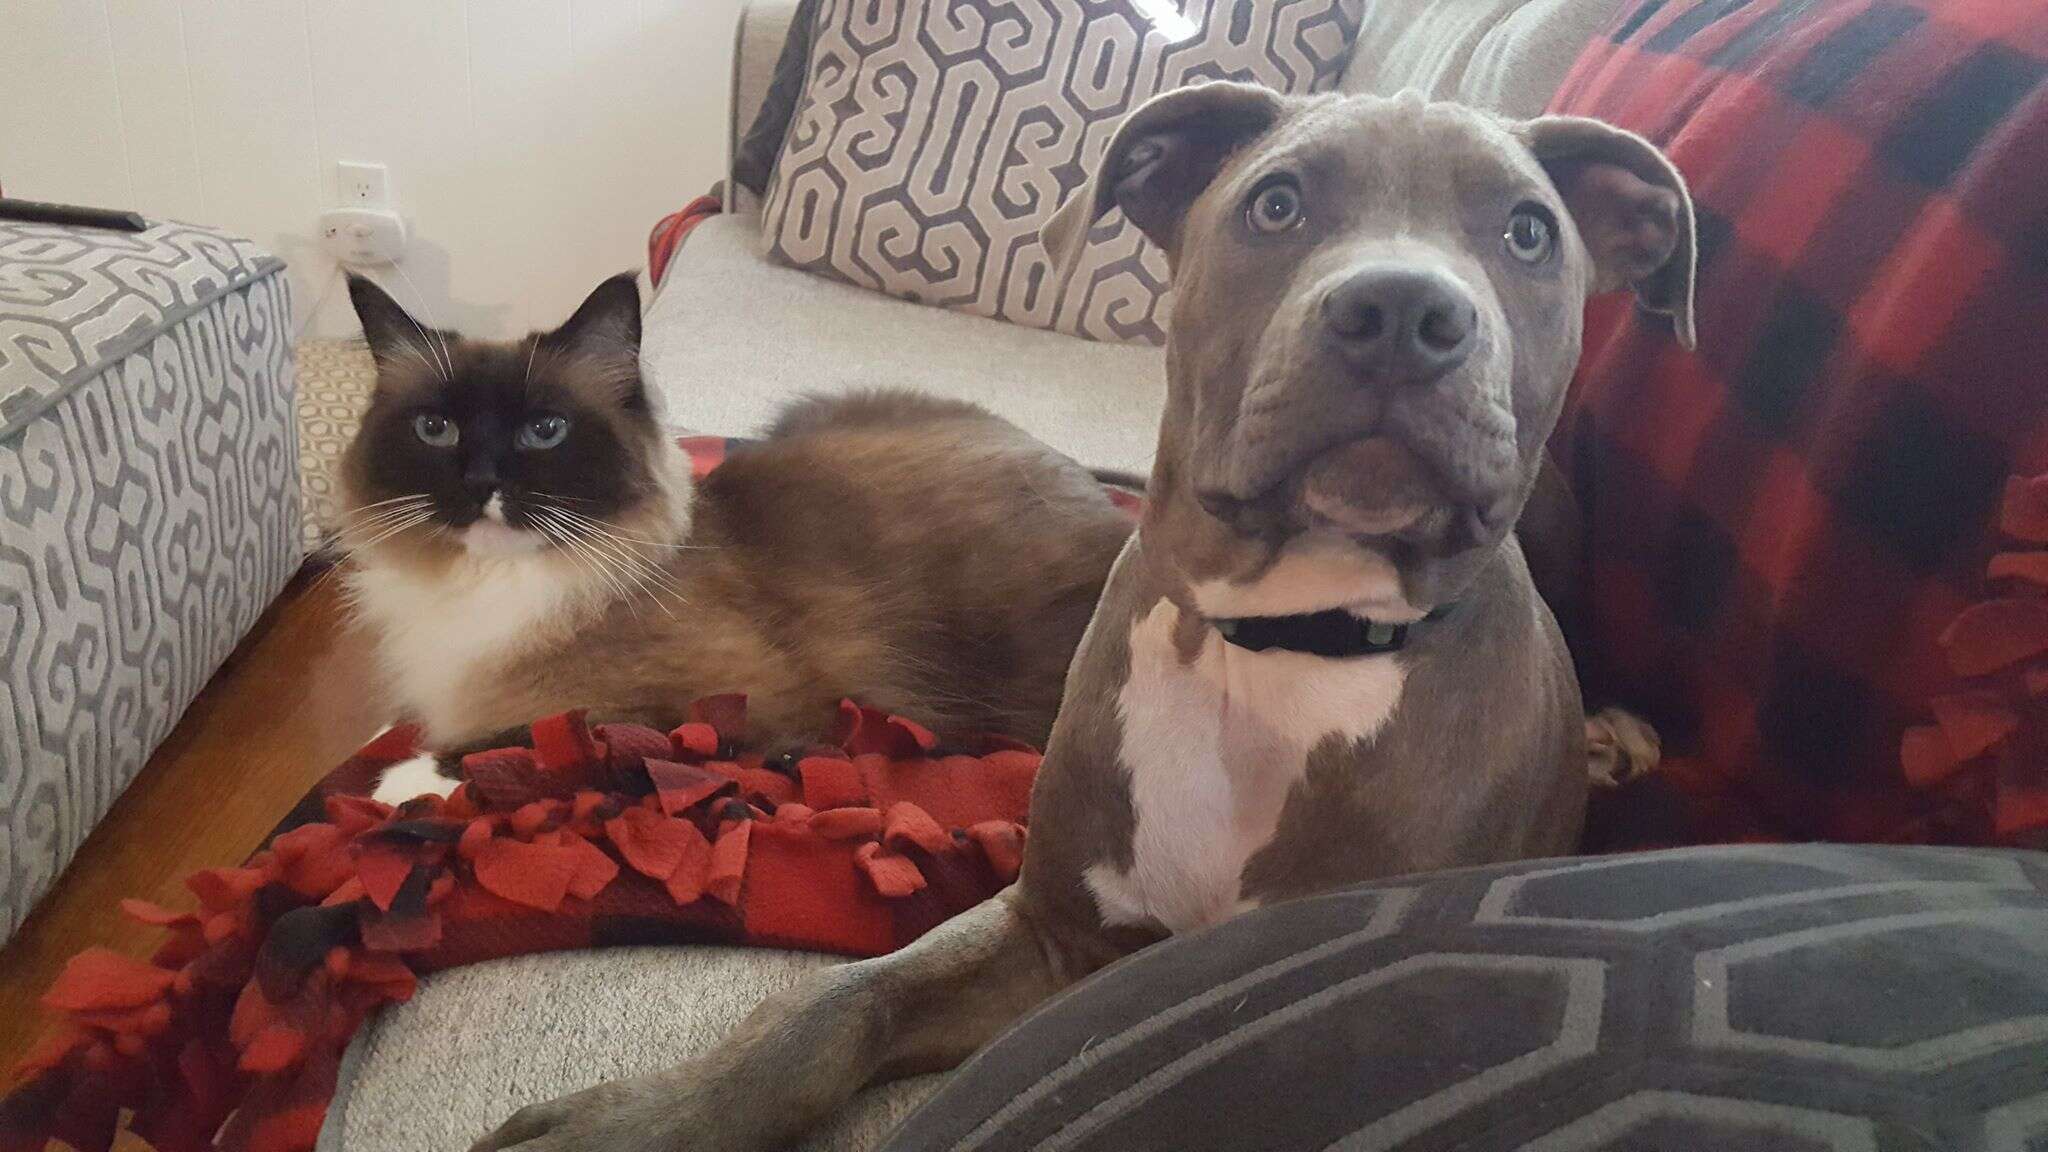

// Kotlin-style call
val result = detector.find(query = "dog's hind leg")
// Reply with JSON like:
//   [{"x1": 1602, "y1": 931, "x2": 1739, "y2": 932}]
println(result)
[{"x1": 470, "y1": 889, "x2": 1076, "y2": 1152}]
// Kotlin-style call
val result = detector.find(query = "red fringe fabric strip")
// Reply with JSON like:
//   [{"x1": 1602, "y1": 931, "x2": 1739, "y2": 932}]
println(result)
[
  {"x1": 1, "y1": 700, "x2": 1033, "y2": 1152},
  {"x1": 1908, "y1": 474, "x2": 2048, "y2": 839}
]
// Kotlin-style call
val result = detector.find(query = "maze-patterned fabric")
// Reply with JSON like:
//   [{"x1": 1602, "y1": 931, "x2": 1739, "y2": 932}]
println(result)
[
  {"x1": 1546, "y1": 1, "x2": 2048, "y2": 850},
  {"x1": 761, "y1": 0, "x2": 1365, "y2": 346},
  {"x1": 0, "y1": 241, "x2": 300, "y2": 942},
  {"x1": 296, "y1": 339, "x2": 377, "y2": 555},
  {"x1": 885, "y1": 845, "x2": 2048, "y2": 1152},
  {"x1": 0, "y1": 219, "x2": 284, "y2": 438}
]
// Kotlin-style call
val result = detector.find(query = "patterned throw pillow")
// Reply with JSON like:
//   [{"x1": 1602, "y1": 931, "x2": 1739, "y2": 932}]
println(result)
[{"x1": 760, "y1": 0, "x2": 1366, "y2": 346}]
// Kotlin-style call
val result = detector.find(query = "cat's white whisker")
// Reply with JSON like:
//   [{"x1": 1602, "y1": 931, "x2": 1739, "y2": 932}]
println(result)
[
  {"x1": 350, "y1": 492, "x2": 436, "y2": 513},
  {"x1": 540, "y1": 511, "x2": 675, "y2": 619},
  {"x1": 340, "y1": 509, "x2": 437, "y2": 556},
  {"x1": 542, "y1": 504, "x2": 699, "y2": 551},
  {"x1": 337, "y1": 505, "x2": 431, "y2": 541},
  {"x1": 390, "y1": 343, "x2": 444, "y2": 382},
  {"x1": 571, "y1": 530, "x2": 690, "y2": 604},
  {"x1": 340, "y1": 497, "x2": 432, "y2": 525},
  {"x1": 545, "y1": 510, "x2": 691, "y2": 592},
  {"x1": 538, "y1": 509, "x2": 684, "y2": 617},
  {"x1": 337, "y1": 505, "x2": 435, "y2": 544},
  {"x1": 534, "y1": 516, "x2": 640, "y2": 619},
  {"x1": 391, "y1": 265, "x2": 455, "y2": 381}
]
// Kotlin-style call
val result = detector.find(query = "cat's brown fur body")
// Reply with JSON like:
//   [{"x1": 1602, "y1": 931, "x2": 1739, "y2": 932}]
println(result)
[
  {"x1": 435, "y1": 397, "x2": 1131, "y2": 748},
  {"x1": 337, "y1": 275, "x2": 1131, "y2": 752}
]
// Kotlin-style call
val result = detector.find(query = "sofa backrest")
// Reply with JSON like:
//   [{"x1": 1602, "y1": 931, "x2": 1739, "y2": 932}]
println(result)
[
  {"x1": 1339, "y1": 0, "x2": 1623, "y2": 115},
  {"x1": 724, "y1": 0, "x2": 1623, "y2": 217}
]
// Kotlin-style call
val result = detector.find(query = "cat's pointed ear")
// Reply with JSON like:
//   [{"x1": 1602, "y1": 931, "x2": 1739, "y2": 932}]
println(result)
[
  {"x1": 545, "y1": 272, "x2": 642, "y2": 357},
  {"x1": 347, "y1": 274, "x2": 446, "y2": 374},
  {"x1": 540, "y1": 272, "x2": 649, "y2": 412}
]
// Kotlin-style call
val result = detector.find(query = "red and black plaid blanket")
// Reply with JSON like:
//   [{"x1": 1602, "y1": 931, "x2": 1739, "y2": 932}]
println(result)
[{"x1": 1553, "y1": 0, "x2": 2048, "y2": 849}]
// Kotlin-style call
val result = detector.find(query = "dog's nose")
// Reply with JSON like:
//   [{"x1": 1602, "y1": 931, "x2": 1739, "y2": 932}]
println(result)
[{"x1": 1321, "y1": 267, "x2": 1477, "y2": 382}]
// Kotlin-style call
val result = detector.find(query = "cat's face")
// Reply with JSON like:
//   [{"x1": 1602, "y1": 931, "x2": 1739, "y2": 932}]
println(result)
[{"x1": 338, "y1": 273, "x2": 689, "y2": 561}]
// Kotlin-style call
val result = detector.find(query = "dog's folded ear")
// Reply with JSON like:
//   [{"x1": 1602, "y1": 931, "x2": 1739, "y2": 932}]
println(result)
[
  {"x1": 1516, "y1": 116, "x2": 1698, "y2": 349},
  {"x1": 1041, "y1": 81, "x2": 1288, "y2": 285}
]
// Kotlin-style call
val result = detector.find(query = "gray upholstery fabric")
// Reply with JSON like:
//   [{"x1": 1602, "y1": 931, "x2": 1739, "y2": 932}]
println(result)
[
  {"x1": 0, "y1": 229, "x2": 300, "y2": 941},
  {"x1": 0, "y1": 219, "x2": 284, "y2": 438},
  {"x1": 319, "y1": 947, "x2": 941, "y2": 1152},
  {"x1": 643, "y1": 215, "x2": 1165, "y2": 475},
  {"x1": 885, "y1": 845, "x2": 2048, "y2": 1151},
  {"x1": 1337, "y1": 0, "x2": 1621, "y2": 116},
  {"x1": 759, "y1": 0, "x2": 1365, "y2": 346},
  {"x1": 731, "y1": 0, "x2": 820, "y2": 196},
  {"x1": 730, "y1": 0, "x2": 806, "y2": 215},
  {"x1": 1459, "y1": 0, "x2": 1625, "y2": 117}
]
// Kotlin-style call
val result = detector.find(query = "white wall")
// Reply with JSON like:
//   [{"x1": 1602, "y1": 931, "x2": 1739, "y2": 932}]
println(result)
[{"x1": 0, "y1": 0, "x2": 743, "y2": 340}]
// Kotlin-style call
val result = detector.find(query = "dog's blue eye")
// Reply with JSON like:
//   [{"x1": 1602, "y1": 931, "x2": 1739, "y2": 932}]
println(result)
[
  {"x1": 1505, "y1": 204, "x2": 1556, "y2": 264},
  {"x1": 1247, "y1": 178, "x2": 1304, "y2": 234},
  {"x1": 518, "y1": 414, "x2": 571, "y2": 450},
  {"x1": 413, "y1": 413, "x2": 459, "y2": 447}
]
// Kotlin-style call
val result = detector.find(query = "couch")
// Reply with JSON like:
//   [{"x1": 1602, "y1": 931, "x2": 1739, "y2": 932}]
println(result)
[
  {"x1": 323, "y1": 0, "x2": 2048, "y2": 1145},
  {"x1": 640, "y1": 0, "x2": 1622, "y2": 477},
  {"x1": 316, "y1": 3, "x2": 1635, "y2": 1149},
  {"x1": 0, "y1": 219, "x2": 301, "y2": 944}
]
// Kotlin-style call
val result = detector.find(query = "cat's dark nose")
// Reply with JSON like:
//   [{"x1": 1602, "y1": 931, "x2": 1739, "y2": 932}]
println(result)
[{"x1": 462, "y1": 456, "x2": 498, "y2": 504}]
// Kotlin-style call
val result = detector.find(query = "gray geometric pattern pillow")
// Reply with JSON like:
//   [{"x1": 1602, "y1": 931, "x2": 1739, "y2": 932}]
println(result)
[
  {"x1": 885, "y1": 844, "x2": 2048, "y2": 1151},
  {"x1": 761, "y1": 0, "x2": 1366, "y2": 346}
]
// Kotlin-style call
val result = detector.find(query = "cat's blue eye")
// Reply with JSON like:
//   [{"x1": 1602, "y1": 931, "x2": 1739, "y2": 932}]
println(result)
[
  {"x1": 413, "y1": 413, "x2": 459, "y2": 447},
  {"x1": 518, "y1": 414, "x2": 571, "y2": 450}
]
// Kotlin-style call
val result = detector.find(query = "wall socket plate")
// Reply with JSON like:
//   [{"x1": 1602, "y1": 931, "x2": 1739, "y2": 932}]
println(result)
[
  {"x1": 336, "y1": 161, "x2": 390, "y2": 207},
  {"x1": 320, "y1": 207, "x2": 407, "y2": 267}
]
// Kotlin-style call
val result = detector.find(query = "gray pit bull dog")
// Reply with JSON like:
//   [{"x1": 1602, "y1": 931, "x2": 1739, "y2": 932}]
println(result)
[{"x1": 472, "y1": 85, "x2": 1696, "y2": 1152}]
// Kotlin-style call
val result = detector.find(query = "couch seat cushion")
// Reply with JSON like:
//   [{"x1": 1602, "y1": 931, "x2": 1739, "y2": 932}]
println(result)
[
  {"x1": 643, "y1": 215, "x2": 1165, "y2": 475},
  {"x1": 318, "y1": 946, "x2": 940, "y2": 1152}
]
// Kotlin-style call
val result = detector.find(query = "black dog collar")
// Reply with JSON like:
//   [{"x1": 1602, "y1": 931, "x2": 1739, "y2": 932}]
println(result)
[{"x1": 1212, "y1": 606, "x2": 1449, "y2": 658}]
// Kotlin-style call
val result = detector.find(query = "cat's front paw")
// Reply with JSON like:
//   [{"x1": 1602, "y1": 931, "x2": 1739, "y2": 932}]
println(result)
[
  {"x1": 469, "y1": 1070, "x2": 711, "y2": 1152},
  {"x1": 368, "y1": 749, "x2": 462, "y2": 806}
]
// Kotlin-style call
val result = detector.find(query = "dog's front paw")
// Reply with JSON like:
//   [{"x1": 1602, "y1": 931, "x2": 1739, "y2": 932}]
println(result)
[
  {"x1": 1585, "y1": 707, "x2": 1662, "y2": 789},
  {"x1": 470, "y1": 1071, "x2": 708, "y2": 1152}
]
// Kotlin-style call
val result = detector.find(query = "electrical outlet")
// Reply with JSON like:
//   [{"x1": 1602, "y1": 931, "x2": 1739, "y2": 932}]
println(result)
[
  {"x1": 320, "y1": 207, "x2": 407, "y2": 266},
  {"x1": 336, "y1": 161, "x2": 389, "y2": 207}
]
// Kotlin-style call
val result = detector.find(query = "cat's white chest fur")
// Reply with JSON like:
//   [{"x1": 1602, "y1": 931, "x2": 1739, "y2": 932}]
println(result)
[
  {"x1": 347, "y1": 552, "x2": 604, "y2": 743},
  {"x1": 1086, "y1": 542, "x2": 1413, "y2": 934}
]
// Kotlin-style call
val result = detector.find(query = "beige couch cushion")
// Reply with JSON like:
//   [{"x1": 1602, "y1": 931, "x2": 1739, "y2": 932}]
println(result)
[{"x1": 643, "y1": 215, "x2": 1165, "y2": 475}]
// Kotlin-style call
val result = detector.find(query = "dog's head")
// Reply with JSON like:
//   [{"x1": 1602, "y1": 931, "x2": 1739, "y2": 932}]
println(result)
[{"x1": 1045, "y1": 86, "x2": 1694, "y2": 607}]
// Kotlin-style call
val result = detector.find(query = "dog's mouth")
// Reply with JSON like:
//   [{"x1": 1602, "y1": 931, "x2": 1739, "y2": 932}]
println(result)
[
  {"x1": 1294, "y1": 437, "x2": 1442, "y2": 537},
  {"x1": 1199, "y1": 430, "x2": 1516, "y2": 553}
]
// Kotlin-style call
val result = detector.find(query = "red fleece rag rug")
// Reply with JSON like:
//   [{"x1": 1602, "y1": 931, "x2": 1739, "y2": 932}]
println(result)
[{"x1": 0, "y1": 699, "x2": 1037, "y2": 1152}]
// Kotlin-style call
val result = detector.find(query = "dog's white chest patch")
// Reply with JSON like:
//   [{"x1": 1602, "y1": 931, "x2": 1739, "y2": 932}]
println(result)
[
  {"x1": 347, "y1": 553, "x2": 602, "y2": 743},
  {"x1": 1087, "y1": 597, "x2": 1407, "y2": 934}
]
